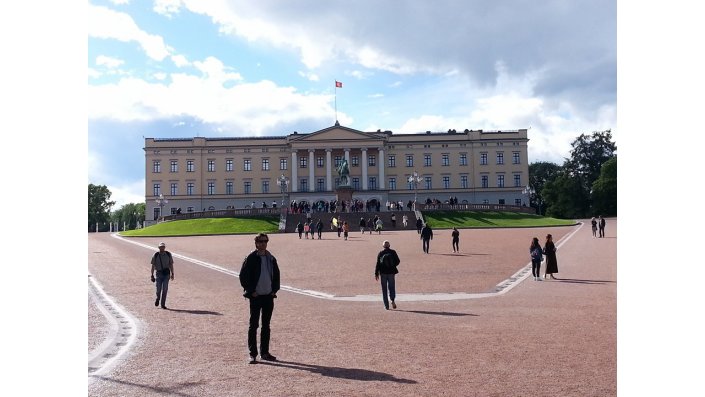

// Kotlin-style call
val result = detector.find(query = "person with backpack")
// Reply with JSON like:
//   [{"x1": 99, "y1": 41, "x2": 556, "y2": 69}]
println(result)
[
  {"x1": 150, "y1": 242, "x2": 175, "y2": 309},
  {"x1": 374, "y1": 240, "x2": 401, "y2": 310},
  {"x1": 529, "y1": 237, "x2": 543, "y2": 281}
]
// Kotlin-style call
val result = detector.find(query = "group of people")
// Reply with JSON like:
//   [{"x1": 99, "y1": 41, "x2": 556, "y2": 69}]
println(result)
[
  {"x1": 529, "y1": 234, "x2": 559, "y2": 281},
  {"x1": 591, "y1": 216, "x2": 607, "y2": 238},
  {"x1": 295, "y1": 219, "x2": 324, "y2": 240}
]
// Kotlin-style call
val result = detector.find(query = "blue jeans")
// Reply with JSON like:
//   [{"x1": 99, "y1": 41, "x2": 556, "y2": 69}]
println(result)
[
  {"x1": 155, "y1": 270, "x2": 170, "y2": 306},
  {"x1": 380, "y1": 273, "x2": 396, "y2": 309}
]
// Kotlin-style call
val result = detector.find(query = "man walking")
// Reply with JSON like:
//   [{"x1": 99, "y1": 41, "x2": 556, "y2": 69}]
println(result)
[
  {"x1": 598, "y1": 215, "x2": 606, "y2": 238},
  {"x1": 239, "y1": 233, "x2": 281, "y2": 364},
  {"x1": 420, "y1": 223, "x2": 434, "y2": 254},
  {"x1": 150, "y1": 242, "x2": 174, "y2": 309},
  {"x1": 375, "y1": 240, "x2": 401, "y2": 310}
]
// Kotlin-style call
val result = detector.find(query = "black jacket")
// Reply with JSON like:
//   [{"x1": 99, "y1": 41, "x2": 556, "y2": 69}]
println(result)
[
  {"x1": 375, "y1": 248, "x2": 400, "y2": 276},
  {"x1": 239, "y1": 250, "x2": 281, "y2": 299}
]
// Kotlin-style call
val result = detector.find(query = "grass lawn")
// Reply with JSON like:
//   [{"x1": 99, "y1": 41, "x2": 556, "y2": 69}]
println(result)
[
  {"x1": 422, "y1": 211, "x2": 575, "y2": 229},
  {"x1": 119, "y1": 216, "x2": 280, "y2": 237}
]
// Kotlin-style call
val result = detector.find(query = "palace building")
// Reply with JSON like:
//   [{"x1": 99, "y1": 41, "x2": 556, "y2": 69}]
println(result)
[{"x1": 144, "y1": 123, "x2": 529, "y2": 222}]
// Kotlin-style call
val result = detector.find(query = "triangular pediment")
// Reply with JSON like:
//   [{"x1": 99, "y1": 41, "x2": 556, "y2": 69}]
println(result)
[{"x1": 289, "y1": 125, "x2": 385, "y2": 143}]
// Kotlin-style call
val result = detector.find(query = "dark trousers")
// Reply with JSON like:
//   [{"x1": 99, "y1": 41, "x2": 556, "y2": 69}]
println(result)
[
  {"x1": 248, "y1": 295, "x2": 274, "y2": 357},
  {"x1": 422, "y1": 238, "x2": 431, "y2": 253},
  {"x1": 155, "y1": 270, "x2": 170, "y2": 306},
  {"x1": 531, "y1": 260, "x2": 542, "y2": 277},
  {"x1": 599, "y1": 226, "x2": 605, "y2": 238},
  {"x1": 452, "y1": 238, "x2": 459, "y2": 252}
]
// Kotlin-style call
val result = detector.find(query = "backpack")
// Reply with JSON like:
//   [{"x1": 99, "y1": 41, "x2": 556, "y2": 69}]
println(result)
[{"x1": 530, "y1": 247, "x2": 542, "y2": 261}]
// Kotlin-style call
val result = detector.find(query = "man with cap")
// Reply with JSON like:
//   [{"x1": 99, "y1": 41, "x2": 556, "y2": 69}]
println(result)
[{"x1": 150, "y1": 242, "x2": 175, "y2": 309}]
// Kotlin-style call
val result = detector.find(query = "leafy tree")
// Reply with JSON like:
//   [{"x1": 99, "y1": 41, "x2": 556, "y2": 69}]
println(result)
[
  {"x1": 111, "y1": 202, "x2": 146, "y2": 230},
  {"x1": 591, "y1": 156, "x2": 617, "y2": 216},
  {"x1": 542, "y1": 172, "x2": 588, "y2": 219},
  {"x1": 88, "y1": 184, "x2": 115, "y2": 232},
  {"x1": 528, "y1": 161, "x2": 561, "y2": 215}
]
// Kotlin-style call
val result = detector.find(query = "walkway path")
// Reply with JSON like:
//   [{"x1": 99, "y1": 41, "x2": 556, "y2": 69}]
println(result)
[{"x1": 88, "y1": 219, "x2": 616, "y2": 396}]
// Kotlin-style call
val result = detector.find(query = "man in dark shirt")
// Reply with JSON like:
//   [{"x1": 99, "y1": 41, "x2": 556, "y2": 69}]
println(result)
[
  {"x1": 150, "y1": 242, "x2": 174, "y2": 309},
  {"x1": 375, "y1": 240, "x2": 401, "y2": 310},
  {"x1": 420, "y1": 223, "x2": 434, "y2": 254}
]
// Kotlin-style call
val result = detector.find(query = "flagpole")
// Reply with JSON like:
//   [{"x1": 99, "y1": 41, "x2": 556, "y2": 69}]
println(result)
[{"x1": 334, "y1": 80, "x2": 338, "y2": 123}]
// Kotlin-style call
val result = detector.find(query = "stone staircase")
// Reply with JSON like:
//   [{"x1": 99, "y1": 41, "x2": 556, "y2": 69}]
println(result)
[{"x1": 283, "y1": 210, "x2": 421, "y2": 233}]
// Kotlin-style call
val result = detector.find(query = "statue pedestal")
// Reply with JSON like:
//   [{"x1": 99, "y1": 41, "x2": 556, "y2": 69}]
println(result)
[{"x1": 336, "y1": 186, "x2": 354, "y2": 203}]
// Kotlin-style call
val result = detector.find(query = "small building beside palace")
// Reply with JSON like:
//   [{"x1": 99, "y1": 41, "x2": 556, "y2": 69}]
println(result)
[{"x1": 144, "y1": 123, "x2": 530, "y2": 223}]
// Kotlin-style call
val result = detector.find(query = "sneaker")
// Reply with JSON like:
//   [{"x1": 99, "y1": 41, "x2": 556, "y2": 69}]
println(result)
[
  {"x1": 155, "y1": 298, "x2": 159, "y2": 307},
  {"x1": 391, "y1": 301, "x2": 397, "y2": 309},
  {"x1": 260, "y1": 353, "x2": 277, "y2": 361},
  {"x1": 248, "y1": 355, "x2": 257, "y2": 364}
]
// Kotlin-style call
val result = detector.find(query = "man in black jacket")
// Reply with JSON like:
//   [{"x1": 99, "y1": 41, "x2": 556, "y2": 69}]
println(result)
[
  {"x1": 375, "y1": 240, "x2": 401, "y2": 310},
  {"x1": 420, "y1": 223, "x2": 434, "y2": 254},
  {"x1": 239, "y1": 233, "x2": 281, "y2": 364}
]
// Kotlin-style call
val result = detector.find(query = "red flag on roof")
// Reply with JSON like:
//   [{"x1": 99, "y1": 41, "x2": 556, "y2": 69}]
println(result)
[{"x1": 335, "y1": 81, "x2": 342, "y2": 88}]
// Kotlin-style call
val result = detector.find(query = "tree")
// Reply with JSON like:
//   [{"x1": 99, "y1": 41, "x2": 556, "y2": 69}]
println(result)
[
  {"x1": 591, "y1": 157, "x2": 617, "y2": 216},
  {"x1": 541, "y1": 172, "x2": 589, "y2": 219},
  {"x1": 528, "y1": 161, "x2": 562, "y2": 215},
  {"x1": 88, "y1": 184, "x2": 115, "y2": 232},
  {"x1": 111, "y1": 202, "x2": 146, "y2": 230}
]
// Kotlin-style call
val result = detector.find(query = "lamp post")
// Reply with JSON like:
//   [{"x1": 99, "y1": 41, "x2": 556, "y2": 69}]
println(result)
[
  {"x1": 155, "y1": 193, "x2": 168, "y2": 221},
  {"x1": 277, "y1": 174, "x2": 290, "y2": 211},
  {"x1": 522, "y1": 185, "x2": 535, "y2": 213},
  {"x1": 408, "y1": 171, "x2": 422, "y2": 210}
]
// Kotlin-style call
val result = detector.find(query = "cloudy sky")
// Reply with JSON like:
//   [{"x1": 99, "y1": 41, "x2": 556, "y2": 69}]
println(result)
[{"x1": 88, "y1": 0, "x2": 616, "y2": 208}]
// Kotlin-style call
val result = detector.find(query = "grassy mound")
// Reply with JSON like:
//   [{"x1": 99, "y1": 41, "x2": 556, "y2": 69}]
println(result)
[
  {"x1": 120, "y1": 216, "x2": 279, "y2": 237},
  {"x1": 422, "y1": 211, "x2": 575, "y2": 229}
]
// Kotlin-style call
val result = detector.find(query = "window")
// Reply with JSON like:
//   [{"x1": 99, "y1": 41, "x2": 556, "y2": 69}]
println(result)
[
  {"x1": 207, "y1": 182, "x2": 215, "y2": 195},
  {"x1": 513, "y1": 152, "x2": 520, "y2": 164},
  {"x1": 226, "y1": 181, "x2": 234, "y2": 195},
  {"x1": 317, "y1": 178, "x2": 325, "y2": 191},
  {"x1": 262, "y1": 159, "x2": 270, "y2": 171},
  {"x1": 461, "y1": 175, "x2": 468, "y2": 189},
  {"x1": 187, "y1": 183, "x2": 194, "y2": 195},
  {"x1": 352, "y1": 177, "x2": 360, "y2": 190},
  {"x1": 499, "y1": 199, "x2": 506, "y2": 205},
  {"x1": 299, "y1": 157, "x2": 307, "y2": 168},
  {"x1": 459, "y1": 154, "x2": 467, "y2": 166},
  {"x1": 352, "y1": 156, "x2": 359, "y2": 167},
  {"x1": 170, "y1": 160, "x2": 178, "y2": 173},
  {"x1": 369, "y1": 177, "x2": 377, "y2": 190},
  {"x1": 153, "y1": 183, "x2": 161, "y2": 196},
  {"x1": 388, "y1": 155, "x2": 396, "y2": 167},
  {"x1": 481, "y1": 176, "x2": 488, "y2": 188},
  {"x1": 280, "y1": 158, "x2": 287, "y2": 170},
  {"x1": 389, "y1": 177, "x2": 396, "y2": 190},
  {"x1": 496, "y1": 152, "x2": 504, "y2": 165},
  {"x1": 226, "y1": 159, "x2": 233, "y2": 172},
  {"x1": 334, "y1": 156, "x2": 342, "y2": 167},
  {"x1": 300, "y1": 179, "x2": 308, "y2": 191},
  {"x1": 187, "y1": 160, "x2": 195, "y2": 172},
  {"x1": 262, "y1": 180, "x2": 270, "y2": 193},
  {"x1": 515, "y1": 198, "x2": 522, "y2": 206},
  {"x1": 153, "y1": 160, "x2": 161, "y2": 173},
  {"x1": 244, "y1": 181, "x2": 251, "y2": 194},
  {"x1": 317, "y1": 156, "x2": 324, "y2": 168},
  {"x1": 153, "y1": 207, "x2": 160, "y2": 220},
  {"x1": 406, "y1": 155, "x2": 414, "y2": 167},
  {"x1": 497, "y1": 175, "x2": 505, "y2": 188},
  {"x1": 514, "y1": 174, "x2": 522, "y2": 187},
  {"x1": 424, "y1": 176, "x2": 432, "y2": 189},
  {"x1": 208, "y1": 160, "x2": 215, "y2": 172},
  {"x1": 368, "y1": 155, "x2": 376, "y2": 167},
  {"x1": 244, "y1": 159, "x2": 251, "y2": 171},
  {"x1": 442, "y1": 154, "x2": 449, "y2": 166},
  {"x1": 443, "y1": 176, "x2": 450, "y2": 189},
  {"x1": 170, "y1": 183, "x2": 177, "y2": 196},
  {"x1": 480, "y1": 153, "x2": 488, "y2": 165},
  {"x1": 424, "y1": 154, "x2": 432, "y2": 167},
  {"x1": 187, "y1": 206, "x2": 194, "y2": 213}
]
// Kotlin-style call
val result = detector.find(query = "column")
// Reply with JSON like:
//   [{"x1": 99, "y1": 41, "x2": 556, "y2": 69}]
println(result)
[
  {"x1": 325, "y1": 149, "x2": 332, "y2": 191},
  {"x1": 378, "y1": 147, "x2": 385, "y2": 189},
  {"x1": 308, "y1": 149, "x2": 315, "y2": 192},
  {"x1": 361, "y1": 147, "x2": 368, "y2": 190},
  {"x1": 291, "y1": 150, "x2": 298, "y2": 192}
]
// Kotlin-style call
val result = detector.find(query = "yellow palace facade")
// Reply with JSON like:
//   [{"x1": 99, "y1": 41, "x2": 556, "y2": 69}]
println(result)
[{"x1": 144, "y1": 124, "x2": 529, "y2": 221}]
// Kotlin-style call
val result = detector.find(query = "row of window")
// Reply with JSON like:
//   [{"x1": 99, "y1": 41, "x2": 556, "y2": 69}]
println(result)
[
  {"x1": 152, "y1": 152, "x2": 522, "y2": 173},
  {"x1": 152, "y1": 174, "x2": 523, "y2": 196}
]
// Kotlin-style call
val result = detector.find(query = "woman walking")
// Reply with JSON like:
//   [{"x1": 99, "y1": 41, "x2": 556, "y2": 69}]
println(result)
[
  {"x1": 529, "y1": 237, "x2": 543, "y2": 281},
  {"x1": 543, "y1": 234, "x2": 558, "y2": 279}
]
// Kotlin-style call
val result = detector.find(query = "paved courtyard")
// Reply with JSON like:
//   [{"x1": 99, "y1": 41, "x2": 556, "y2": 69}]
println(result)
[{"x1": 88, "y1": 219, "x2": 616, "y2": 396}]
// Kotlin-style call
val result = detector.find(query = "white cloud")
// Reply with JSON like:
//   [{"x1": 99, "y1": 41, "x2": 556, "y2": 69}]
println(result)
[
  {"x1": 88, "y1": 4, "x2": 172, "y2": 61},
  {"x1": 88, "y1": 68, "x2": 102, "y2": 79},
  {"x1": 153, "y1": 0, "x2": 182, "y2": 18},
  {"x1": 298, "y1": 71, "x2": 319, "y2": 82},
  {"x1": 108, "y1": 180, "x2": 147, "y2": 209},
  {"x1": 96, "y1": 55, "x2": 124, "y2": 68},
  {"x1": 153, "y1": 72, "x2": 167, "y2": 80},
  {"x1": 109, "y1": 0, "x2": 130, "y2": 5},
  {"x1": 171, "y1": 54, "x2": 189, "y2": 67},
  {"x1": 193, "y1": 56, "x2": 242, "y2": 82}
]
